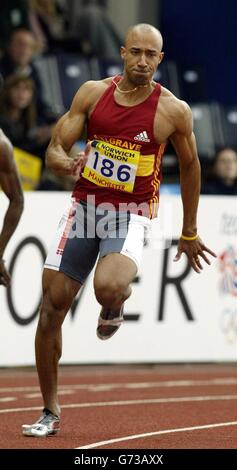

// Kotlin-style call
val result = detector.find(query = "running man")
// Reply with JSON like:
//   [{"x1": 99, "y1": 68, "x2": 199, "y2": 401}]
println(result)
[
  {"x1": 0, "y1": 129, "x2": 24, "y2": 286},
  {"x1": 22, "y1": 23, "x2": 216, "y2": 437}
]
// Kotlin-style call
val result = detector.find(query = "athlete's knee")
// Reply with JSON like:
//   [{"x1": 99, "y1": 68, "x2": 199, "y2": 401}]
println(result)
[
  {"x1": 38, "y1": 293, "x2": 68, "y2": 333},
  {"x1": 94, "y1": 279, "x2": 128, "y2": 307}
]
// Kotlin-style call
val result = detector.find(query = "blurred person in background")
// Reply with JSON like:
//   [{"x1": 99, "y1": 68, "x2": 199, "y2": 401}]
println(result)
[
  {"x1": 0, "y1": 28, "x2": 58, "y2": 121},
  {"x1": 70, "y1": 0, "x2": 122, "y2": 58},
  {"x1": 0, "y1": 0, "x2": 29, "y2": 52},
  {"x1": 0, "y1": 29, "x2": 41, "y2": 86},
  {"x1": 201, "y1": 147, "x2": 237, "y2": 195},
  {"x1": 0, "y1": 75, "x2": 54, "y2": 161},
  {"x1": 0, "y1": 73, "x2": 73, "y2": 190},
  {"x1": 22, "y1": 23, "x2": 216, "y2": 437},
  {"x1": 27, "y1": 0, "x2": 69, "y2": 54}
]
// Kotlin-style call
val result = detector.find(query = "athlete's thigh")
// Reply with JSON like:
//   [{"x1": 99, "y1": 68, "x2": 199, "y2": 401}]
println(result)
[
  {"x1": 95, "y1": 211, "x2": 151, "y2": 287},
  {"x1": 94, "y1": 252, "x2": 137, "y2": 288}
]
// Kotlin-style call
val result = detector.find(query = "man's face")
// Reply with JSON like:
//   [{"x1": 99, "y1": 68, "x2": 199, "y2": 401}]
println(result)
[
  {"x1": 8, "y1": 32, "x2": 36, "y2": 67},
  {"x1": 120, "y1": 29, "x2": 164, "y2": 86},
  {"x1": 215, "y1": 149, "x2": 237, "y2": 181},
  {"x1": 9, "y1": 82, "x2": 33, "y2": 110}
]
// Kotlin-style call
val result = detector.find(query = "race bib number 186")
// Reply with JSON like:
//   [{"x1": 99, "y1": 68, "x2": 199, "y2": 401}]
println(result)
[{"x1": 82, "y1": 140, "x2": 140, "y2": 192}]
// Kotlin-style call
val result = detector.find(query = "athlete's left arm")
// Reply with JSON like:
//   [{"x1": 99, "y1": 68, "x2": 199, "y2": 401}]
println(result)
[{"x1": 169, "y1": 101, "x2": 216, "y2": 272}]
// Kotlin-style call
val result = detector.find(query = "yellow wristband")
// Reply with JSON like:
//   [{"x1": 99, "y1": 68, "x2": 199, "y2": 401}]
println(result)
[{"x1": 181, "y1": 233, "x2": 198, "y2": 241}]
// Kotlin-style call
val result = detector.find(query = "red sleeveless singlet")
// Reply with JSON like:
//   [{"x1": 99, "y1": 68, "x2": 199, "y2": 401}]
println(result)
[{"x1": 72, "y1": 76, "x2": 166, "y2": 218}]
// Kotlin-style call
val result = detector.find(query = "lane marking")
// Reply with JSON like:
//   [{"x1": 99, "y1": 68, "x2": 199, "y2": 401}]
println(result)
[
  {"x1": 24, "y1": 390, "x2": 75, "y2": 399},
  {"x1": 1, "y1": 394, "x2": 237, "y2": 413},
  {"x1": 76, "y1": 421, "x2": 237, "y2": 449},
  {"x1": 0, "y1": 377, "x2": 237, "y2": 394},
  {"x1": 0, "y1": 397, "x2": 16, "y2": 403}
]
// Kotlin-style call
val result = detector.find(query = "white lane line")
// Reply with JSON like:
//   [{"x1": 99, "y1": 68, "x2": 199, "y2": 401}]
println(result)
[
  {"x1": 1, "y1": 394, "x2": 237, "y2": 413},
  {"x1": 24, "y1": 390, "x2": 75, "y2": 399},
  {"x1": 76, "y1": 421, "x2": 237, "y2": 449},
  {"x1": 125, "y1": 378, "x2": 237, "y2": 389},
  {"x1": 0, "y1": 377, "x2": 237, "y2": 393},
  {"x1": 0, "y1": 397, "x2": 16, "y2": 402}
]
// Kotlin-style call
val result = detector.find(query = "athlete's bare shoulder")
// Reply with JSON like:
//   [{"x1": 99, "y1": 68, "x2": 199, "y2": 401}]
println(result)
[
  {"x1": 80, "y1": 77, "x2": 112, "y2": 92},
  {"x1": 160, "y1": 86, "x2": 191, "y2": 115},
  {"x1": 159, "y1": 86, "x2": 193, "y2": 134},
  {"x1": 70, "y1": 78, "x2": 114, "y2": 113}
]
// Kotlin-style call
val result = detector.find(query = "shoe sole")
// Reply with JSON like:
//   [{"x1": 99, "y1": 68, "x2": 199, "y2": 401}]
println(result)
[
  {"x1": 97, "y1": 306, "x2": 124, "y2": 340},
  {"x1": 22, "y1": 425, "x2": 60, "y2": 437},
  {"x1": 96, "y1": 324, "x2": 122, "y2": 340}
]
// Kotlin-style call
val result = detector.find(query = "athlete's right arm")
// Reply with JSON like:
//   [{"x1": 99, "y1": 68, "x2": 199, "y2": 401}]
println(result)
[
  {"x1": 46, "y1": 81, "x2": 94, "y2": 176},
  {"x1": 0, "y1": 133, "x2": 24, "y2": 286}
]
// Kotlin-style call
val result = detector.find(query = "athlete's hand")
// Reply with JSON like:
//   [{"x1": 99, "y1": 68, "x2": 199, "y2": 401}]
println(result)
[
  {"x1": 71, "y1": 142, "x2": 91, "y2": 181},
  {"x1": 0, "y1": 259, "x2": 11, "y2": 287},
  {"x1": 174, "y1": 236, "x2": 217, "y2": 273}
]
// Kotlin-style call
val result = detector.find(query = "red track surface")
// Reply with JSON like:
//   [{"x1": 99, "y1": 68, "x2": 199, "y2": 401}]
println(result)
[{"x1": 0, "y1": 364, "x2": 237, "y2": 449}]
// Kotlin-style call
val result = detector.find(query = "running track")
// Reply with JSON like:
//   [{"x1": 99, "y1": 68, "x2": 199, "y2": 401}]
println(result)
[{"x1": 0, "y1": 364, "x2": 237, "y2": 449}]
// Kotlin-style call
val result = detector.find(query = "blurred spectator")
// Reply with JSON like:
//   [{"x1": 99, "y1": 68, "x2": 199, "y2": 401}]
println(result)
[
  {"x1": 0, "y1": 75, "x2": 54, "y2": 160},
  {"x1": 0, "y1": 29, "x2": 38, "y2": 77},
  {"x1": 69, "y1": 0, "x2": 122, "y2": 59},
  {"x1": 27, "y1": 0, "x2": 122, "y2": 57},
  {"x1": 27, "y1": 0, "x2": 69, "y2": 53},
  {"x1": 201, "y1": 147, "x2": 237, "y2": 195},
  {"x1": 0, "y1": 28, "x2": 58, "y2": 120},
  {"x1": 0, "y1": 1, "x2": 29, "y2": 52}
]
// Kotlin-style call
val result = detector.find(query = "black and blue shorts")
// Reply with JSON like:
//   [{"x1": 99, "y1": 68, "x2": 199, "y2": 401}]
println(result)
[{"x1": 45, "y1": 199, "x2": 151, "y2": 284}]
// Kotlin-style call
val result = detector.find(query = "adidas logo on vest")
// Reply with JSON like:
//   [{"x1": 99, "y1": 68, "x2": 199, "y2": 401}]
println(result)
[{"x1": 134, "y1": 131, "x2": 150, "y2": 143}]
